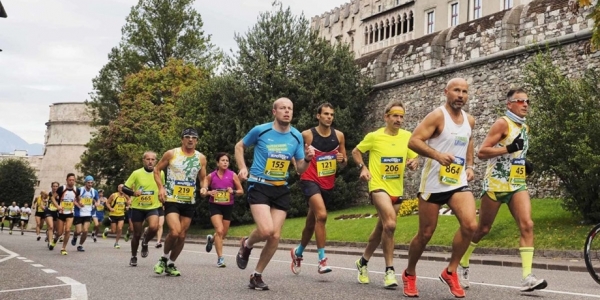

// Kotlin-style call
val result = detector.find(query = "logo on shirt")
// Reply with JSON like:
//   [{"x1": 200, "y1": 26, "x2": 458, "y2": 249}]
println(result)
[
  {"x1": 266, "y1": 144, "x2": 288, "y2": 152},
  {"x1": 454, "y1": 136, "x2": 468, "y2": 146}
]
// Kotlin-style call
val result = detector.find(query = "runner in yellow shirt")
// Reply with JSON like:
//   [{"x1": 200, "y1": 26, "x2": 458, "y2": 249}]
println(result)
[{"x1": 103, "y1": 184, "x2": 130, "y2": 249}]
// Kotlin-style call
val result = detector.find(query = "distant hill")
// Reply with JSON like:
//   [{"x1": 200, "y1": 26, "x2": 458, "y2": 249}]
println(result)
[{"x1": 0, "y1": 127, "x2": 44, "y2": 156}]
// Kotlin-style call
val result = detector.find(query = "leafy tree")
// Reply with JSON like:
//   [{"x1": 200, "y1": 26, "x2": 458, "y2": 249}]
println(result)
[
  {"x1": 523, "y1": 52, "x2": 600, "y2": 223},
  {"x1": 579, "y1": 0, "x2": 600, "y2": 48},
  {"x1": 0, "y1": 159, "x2": 37, "y2": 206},
  {"x1": 87, "y1": 0, "x2": 220, "y2": 126}
]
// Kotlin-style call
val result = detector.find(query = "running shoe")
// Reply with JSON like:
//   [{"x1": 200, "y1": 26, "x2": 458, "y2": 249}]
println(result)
[
  {"x1": 124, "y1": 230, "x2": 130, "y2": 242},
  {"x1": 355, "y1": 259, "x2": 370, "y2": 284},
  {"x1": 58, "y1": 235, "x2": 63, "y2": 242},
  {"x1": 458, "y1": 265, "x2": 470, "y2": 289},
  {"x1": 114, "y1": 243, "x2": 120, "y2": 249},
  {"x1": 9, "y1": 230, "x2": 12, "y2": 235},
  {"x1": 77, "y1": 245, "x2": 85, "y2": 252},
  {"x1": 248, "y1": 273, "x2": 269, "y2": 290},
  {"x1": 290, "y1": 247, "x2": 303, "y2": 275},
  {"x1": 48, "y1": 242, "x2": 55, "y2": 251},
  {"x1": 37, "y1": 236, "x2": 41, "y2": 241},
  {"x1": 130, "y1": 256, "x2": 138, "y2": 267},
  {"x1": 21, "y1": 231, "x2": 24, "y2": 235},
  {"x1": 384, "y1": 269, "x2": 398, "y2": 290},
  {"x1": 521, "y1": 274, "x2": 547, "y2": 292},
  {"x1": 439, "y1": 268, "x2": 465, "y2": 298},
  {"x1": 154, "y1": 257, "x2": 167, "y2": 274},
  {"x1": 155, "y1": 242, "x2": 162, "y2": 249},
  {"x1": 402, "y1": 269, "x2": 419, "y2": 297},
  {"x1": 206, "y1": 234, "x2": 214, "y2": 253},
  {"x1": 166, "y1": 263, "x2": 181, "y2": 276},
  {"x1": 318, "y1": 257, "x2": 332, "y2": 274},
  {"x1": 71, "y1": 236, "x2": 77, "y2": 246},
  {"x1": 217, "y1": 256, "x2": 226, "y2": 268},
  {"x1": 60, "y1": 249, "x2": 68, "y2": 255},
  {"x1": 141, "y1": 243, "x2": 149, "y2": 258},
  {"x1": 236, "y1": 237, "x2": 252, "y2": 270},
  {"x1": 102, "y1": 228, "x2": 108, "y2": 239}
]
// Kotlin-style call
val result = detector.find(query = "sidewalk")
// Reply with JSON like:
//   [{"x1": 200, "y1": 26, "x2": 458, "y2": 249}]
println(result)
[{"x1": 184, "y1": 234, "x2": 588, "y2": 273}]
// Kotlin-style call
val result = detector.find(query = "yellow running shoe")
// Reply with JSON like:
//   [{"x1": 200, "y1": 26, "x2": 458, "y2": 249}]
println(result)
[
  {"x1": 355, "y1": 259, "x2": 370, "y2": 284},
  {"x1": 384, "y1": 269, "x2": 398, "y2": 290},
  {"x1": 60, "y1": 249, "x2": 68, "y2": 255}
]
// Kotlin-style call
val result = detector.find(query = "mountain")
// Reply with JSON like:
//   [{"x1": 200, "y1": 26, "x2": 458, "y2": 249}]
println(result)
[{"x1": 0, "y1": 126, "x2": 44, "y2": 156}]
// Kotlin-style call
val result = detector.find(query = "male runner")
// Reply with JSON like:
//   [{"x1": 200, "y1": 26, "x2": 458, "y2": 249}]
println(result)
[
  {"x1": 91, "y1": 189, "x2": 107, "y2": 242},
  {"x1": 154, "y1": 204, "x2": 165, "y2": 248},
  {"x1": 291, "y1": 103, "x2": 347, "y2": 275},
  {"x1": 402, "y1": 78, "x2": 477, "y2": 298},
  {"x1": 0, "y1": 201, "x2": 6, "y2": 232},
  {"x1": 153, "y1": 127, "x2": 207, "y2": 276},
  {"x1": 103, "y1": 184, "x2": 129, "y2": 249},
  {"x1": 19, "y1": 203, "x2": 32, "y2": 235},
  {"x1": 458, "y1": 88, "x2": 547, "y2": 292},
  {"x1": 124, "y1": 151, "x2": 164, "y2": 267},
  {"x1": 235, "y1": 97, "x2": 313, "y2": 290},
  {"x1": 72, "y1": 176, "x2": 98, "y2": 252},
  {"x1": 7, "y1": 201, "x2": 20, "y2": 235},
  {"x1": 51, "y1": 173, "x2": 81, "y2": 255},
  {"x1": 32, "y1": 191, "x2": 48, "y2": 240}
]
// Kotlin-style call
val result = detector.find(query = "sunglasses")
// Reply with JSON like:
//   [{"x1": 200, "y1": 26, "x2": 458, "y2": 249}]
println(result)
[
  {"x1": 509, "y1": 98, "x2": 530, "y2": 105},
  {"x1": 183, "y1": 135, "x2": 198, "y2": 140}
]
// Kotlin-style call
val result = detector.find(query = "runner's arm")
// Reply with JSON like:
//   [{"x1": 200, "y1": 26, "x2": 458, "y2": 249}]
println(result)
[
  {"x1": 234, "y1": 140, "x2": 247, "y2": 171},
  {"x1": 337, "y1": 130, "x2": 348, "y2": 168},
  {"x1": 408, "y1": 109, "x2": 445, "y2": 160},
  {"x1": 198, "y1": 154, "x2": 208, "y2": 195},
  {"x1": 232, "y1": 173, "x2": 244, "y2": 196},
  {"x1": 154, "y1": 150, "x2": 173, "y2": 190},
  {"x1": 477, "y1": 117, "x2": 509, "y2": 160}
]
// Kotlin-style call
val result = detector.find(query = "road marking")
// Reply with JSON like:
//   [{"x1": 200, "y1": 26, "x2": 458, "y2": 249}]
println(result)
[
  {"x1": 0, "y1": 245, "x2": 18, "y2": 263},
  {"x1": 23, "y1": 259, "x2": 34, "y2": 262},
  {"x1": 58, "y1": 277, "x2": 88, "y2": 300},
  {"x1": 0, "y1": 283, "x2": 69, "y2": 293},
  {"x1": 42, "y1": 269, "x2": 58, "y2": 273},
  {"x1": 32, "y1": 263, "x2": 44, "y2": 267},
  {"x1": 17, "y1": 257, "x2": 26, "y2": 260}
]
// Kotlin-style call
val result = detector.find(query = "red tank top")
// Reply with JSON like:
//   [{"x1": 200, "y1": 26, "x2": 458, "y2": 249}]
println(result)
[{"x1": 300, "y1": 127, "x2": 340, "y2": 190}]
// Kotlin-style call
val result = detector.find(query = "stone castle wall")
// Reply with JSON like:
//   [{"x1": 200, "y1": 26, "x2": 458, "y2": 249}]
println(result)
[{"x1": 355, "y1": 0, "x2": 596, "y2": 199}]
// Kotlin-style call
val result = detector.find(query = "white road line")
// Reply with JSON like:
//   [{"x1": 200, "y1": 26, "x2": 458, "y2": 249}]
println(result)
[
  {"x1": 42, "y1": 269, "x2": 58, "y2": 273},
  {"x1": 23, "y1": 259, "x2": 34, "y2": 262},
  {"x1": 182, "y1": 249, "x2": 600, "y2": 299},
  {"x1": 0, "y1": 284, "x2": 69, "y2": 293},
  {"x1": 0, "y1": 245, "x2": 18, "y2": 263},
  {"x1": 31, "y1": 264, "x2": 44, "y2": 267},
  {"x1": 58, "y1": 277, "x2": 88, "y2": 300},
  {"x1": 17, "y1": 257, "x2": 26, "y2": 260}
]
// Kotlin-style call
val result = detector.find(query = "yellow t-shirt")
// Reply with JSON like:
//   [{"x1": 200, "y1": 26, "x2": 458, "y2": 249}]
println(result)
[
  {"x1": 356, "y1": 128, "x2": 418, "y2": 197},
  {"x1": 108, "y1": 193, "x2": 127, "y2": 217}
]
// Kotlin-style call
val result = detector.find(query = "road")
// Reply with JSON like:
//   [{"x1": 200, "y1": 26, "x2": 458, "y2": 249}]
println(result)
[{"x1": 0, "y1": 231, "x2": 599, "y2": 300}]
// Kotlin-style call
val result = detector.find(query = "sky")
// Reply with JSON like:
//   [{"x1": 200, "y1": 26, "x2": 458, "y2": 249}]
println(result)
[{"x1": 0, "y1": 0, "x2": 343, "y2": 144}]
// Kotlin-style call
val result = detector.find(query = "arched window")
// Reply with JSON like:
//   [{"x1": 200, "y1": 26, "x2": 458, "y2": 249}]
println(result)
[
  {"x1": 409, "y1": 11, "x2": 414, "y2": 32},
  {"x1": 369, "y1": 25, "x2": 374, "y2": 44},
  {"x1": 385, "y1": 19, "x2": 390, "y2": 39},
  {"x1": 402, "y1": 13, "x2": 408, "y2": 34},
  {"x1": 374, "y1": 23, "x2": 379, "y2": 42},
  {"x1": 380, "y1": 21, "x2": 384, "y2": 41},
  {"x1": 365, "y1": 27, "x2": 369, "y2": 45},
  {"x1": 391, "y1": 17, "x2": 396, "y2": 37}
]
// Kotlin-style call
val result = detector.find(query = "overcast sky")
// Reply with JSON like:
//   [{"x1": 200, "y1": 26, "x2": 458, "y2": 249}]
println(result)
[{"x1": 0, "y1": 0, "x2": 342, "y2": 144}]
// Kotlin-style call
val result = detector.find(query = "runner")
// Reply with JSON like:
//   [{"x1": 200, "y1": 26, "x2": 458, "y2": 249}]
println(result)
[
  {"x1": 0, "y1": 201, "x2": 6, "y2": 232},
  {"x1": 19, "y1": 202, "x2": 32, "y2": 235},
  {"x1": 125, "y1": 205, "x2": 133, "y2": 243},
  {"x1": 290, "y1": 103, "x2": 348, "y2": 275},
  {"x1": 204, "y1": 152, "x2": 244, "y2": 268},
  {"x1": 154, "y1": 204, "x2": 165, "y2": 248},
  {"x1": 47, "y1": 182, "x2": 60, "y2": 246},
  {"x1": 123, "y1": 151, "x2": 164, "y2": 267},
  {"x1": 51, "y1": 173, "x2": 81, "y2": 255},
  {"x1": 351, "y1": 100, "x2": 419, "y2": 289},
  {"x1": 72, "y1": 175, "x2": 98, "y2": 252},
  {"x1": 402, "y1": 78, "x2": 477, "y2": 298},
  {"x1": 458, "y1": 88, "x2": 547, "y2": 292},
  {"x1": 234, "y1": 97, "x2": 313, "y2": 290},
  {"x1": 32, "y1": 191, "x2": 49, "y2": 240},
  {"x1": 153, "y1": 127, "x2": 207, "y2": 277},
  {"x1": 7, "y1": 201, "x2": 20, "y2": 235},
  {"x1": 103, "y1": 184, "x2": 129, "y2": 249},
  {"x1": 91, "y1": 189, "x2": 107, "y2": 242}
]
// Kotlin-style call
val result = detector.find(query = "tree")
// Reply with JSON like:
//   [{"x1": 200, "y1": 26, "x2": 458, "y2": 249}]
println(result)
[
  {"x1": 0, "y1": 159, "x2": 37, "y2": 206},
  {"x1": 523, "y1": 52, "x2": 600, "y2": 223},
  {"x1": 87, "y1": 0, "x2": 220, "y2": 126},
  {"x1": 579, "y1": 0, "x2": 600, "y2": 49}
]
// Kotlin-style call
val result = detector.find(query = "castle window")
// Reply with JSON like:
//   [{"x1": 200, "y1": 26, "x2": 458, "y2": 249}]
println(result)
[
  {"x1": 503, "y1": 0, "x2": 513, "y2": 10},
  {"x1": 378, "y1": 5, "x2": 382, "y2": 12},
  {"x1": 473, "y1": 0, "x2": 482, "y2": 19},
  {"x1": 426, "y1": 10, "x2": 435, "y2": 34},
  {"x1": 385, "y1": 19, "x2": 390, "y2": 39},
  {"x1": 391, "y1": 17, "x2": 396, "y2": 37},
  {"x1": 402, "y1": 13, "x2": 408, "y2": 34},
  {"x1": 450, "y1": 3, "x2": 459, "y2": 27},
  {"x1": 409, "y1": 11, "x2": 414, "y2": 32}
]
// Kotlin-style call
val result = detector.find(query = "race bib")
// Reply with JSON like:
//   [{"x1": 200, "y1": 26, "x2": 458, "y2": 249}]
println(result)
[
  {"x1": 264, "y1": 153, "x2": 291, "y2": 178},
  {"x1": 114, "y1": 204, "x2": 125, "y2": 214},
  {"x1": 316, "y1": 155, "x2": 336, "y2": 177},
  {"x1": 214, "y1": 190, "x2": 230, "y2": 203},
  {"x1": 9, "y1": 210, "x2": 17, "y2": 216},
  {"x1": 81, "y1": 197, "x2": 93, "y2": 206},
  {"x1": 380, "y1": 157, "x2": 403, "y2": 180},
  {"x1": 439, "y1": 157, "x2": 465, "y2": 185},
  {"x1": 139, "y1": 191, "x2": 154, "y2": 206},
  {"x1": 509, "y1": 158, "x2": 526, "y2": 185},
  {"x1": 97, "y1": 205, "x2": 104, "y2": 212},
  {"x1": 61, "y1": 201, "x2": 74, "y2": 212},
  {"x1": 173, "y1": 180, "x2": 195, "y2": 203},
  {"x1": 21, "y1": 212, "x2": 27, "y2": 218},
  {"x1": 49, "y1": 203, "x2": 57, "y2": 211}
]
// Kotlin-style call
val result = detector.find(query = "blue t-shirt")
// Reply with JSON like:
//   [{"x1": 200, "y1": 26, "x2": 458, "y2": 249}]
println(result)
[{"x1": 242, "y1": 122, "x2": 305, "y2": 184}]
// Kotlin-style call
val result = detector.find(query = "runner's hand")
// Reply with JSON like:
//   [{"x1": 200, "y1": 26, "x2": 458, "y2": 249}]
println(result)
[
  {"x1": 436, "y1": 153, "x2": 455, "y2": 166},
  {"x1": 407, "y1": 158, "x2": 419, "y2": 171},
  {"x1": 304, "y1": 144, "x2": 315, "y2": 161},
  {"x1": 227, "y1": 187, "x2": 234, "y2": 194},
  {"x1": 238, "y1": 168, "x2": 248, "y2": 181},
  {"x1": 158, "y1": 187, "x2": 166, "y2": 203},
  {"x1": 466, "y1": 168, "x2": 474, "y2": 182},
  {"x1": 359, "y1": 167, "x2": 371, "y2": 182},
  {"x1": 336, "y1": 152, "x2": 344, "y2": 163}
]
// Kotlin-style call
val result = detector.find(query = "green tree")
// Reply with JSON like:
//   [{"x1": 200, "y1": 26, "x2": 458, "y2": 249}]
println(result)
[
  {"x1": 87, "y1": 0, "x2": 220, "y2": 126},
  {"x1": 523, "y1": 52, "x2": 600, "y2": 223},
  {"x1": 579, "y1": 0, "x2": 600, "y2": 48},
  {"x1": 0, "y1": 159, "x2": 37, "y2": 206}
]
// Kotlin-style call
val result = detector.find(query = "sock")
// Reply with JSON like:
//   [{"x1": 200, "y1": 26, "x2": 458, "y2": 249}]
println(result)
[
  {"x1": 385, "y1": 266, "x2": 395, "y2": 272},
  {"x1": 168, "y1": 259, "x2": 175, "y2": 265},
  {"x1": 253, "y1": 271, "x2": 261, "y2": 276},
  {"x1": 404, "y1": 270, "x2": 415, "y2": 277},
  {"x1": 360, "y1": 256, "x2": 369, "y2": 266},
  {"x1": 296, "y1": 244, "x2": 305, "y2": 257},
  {"x1": 317, "y1": 248, "x2": 325, "y2": 261},
  {"x1": 161, "y1": 253, "x2": 169, "y2": 260},
  {"x1": 447, "y1": 268, "x2": 452, "y2": 275},
  {"x1": 520, "y1": 247, "x2": 534, "y2": 278},
  {"x1": 245, "y1": 238, "x2": 253, "y2": 249},
  {"x1": 460, "y1": 242, "x2": 478, "y2": 267}
]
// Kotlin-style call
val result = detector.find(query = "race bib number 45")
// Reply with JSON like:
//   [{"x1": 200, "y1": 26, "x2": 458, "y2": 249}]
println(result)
[
  {"x1": 439, "y1": 157, "x2": 465, "y2": 185},
  {"x1": 174, "y1": 180, "x2": 195, "y2": 203},
  {"x1": 380, "y1": 157, "x2": 403, "y2": 180},
  {"x1": 316, "y1": 155, "x2": 336, "y2": 177},
  {"x1": 509, "y1": 158, "x2": 526, "y2": 185},
  {"x1": 264, "y1": 153, "x2": 291, "y2": 178}
]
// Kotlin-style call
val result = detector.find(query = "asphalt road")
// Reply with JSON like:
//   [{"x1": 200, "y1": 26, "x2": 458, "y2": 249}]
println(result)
[{"x1": 1, "y1": 231, "x2": 599, "y2": 300}]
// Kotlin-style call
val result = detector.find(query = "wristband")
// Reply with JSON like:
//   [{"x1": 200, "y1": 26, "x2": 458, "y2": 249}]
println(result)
[{"x1": 466, "y1": 165, "x2": 474, "y2": 169}]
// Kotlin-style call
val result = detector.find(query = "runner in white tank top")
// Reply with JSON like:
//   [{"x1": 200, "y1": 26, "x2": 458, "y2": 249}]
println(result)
[{"x1": 402, "y1": 78, "x2": 477, "y2": 299}]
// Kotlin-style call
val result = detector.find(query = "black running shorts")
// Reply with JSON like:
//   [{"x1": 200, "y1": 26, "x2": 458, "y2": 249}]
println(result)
[{"x1": 246, "y1": 182, "x2": 290, "y2": 212}]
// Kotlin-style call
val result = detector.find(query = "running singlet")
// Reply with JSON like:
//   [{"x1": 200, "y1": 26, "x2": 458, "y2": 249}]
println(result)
[
  {"x1": 8, "y1": 206, "x2": 19, "y2": 217},
  {"x1": 165, "y1": 148, "x2": 202, "y2": 205},
  {"x1": 20, "y1": 208, "x2": 31, "y2": 220},
  {"x1": 356, "y1": 127, "x2": 418, "y2": 197},
  {"x1": 55, "y1": 185, "x2": 80, "y2": 215},
  {"x1": 419, "y1": 106, "x2": 471, "y2": 193},
  {"x1": 482, "y1": 116, "x2": 529, "y2": 192},
  {"x1": 48, "y1": 192, "x2": 58, "y2": 211},
  {"x1": 242, "y1": 122, "x2": 304, "y2": 185},
  {"x1": 0, "y1": 206, "x2": 5, "y2": 217},
  {"x1": 96, "y1": 197, "x2": 107, "y2": 213},
  {"x1": 75, "y1": 187, "x2": 97, "y2": 217},
  {"x1": 125, "y1": 168, "x2": 164, "y2": 210},
  {"x1": 108, "y1": 193, "x2": 127, "y2": 217},
  {"x1": 36, "y1": 196, "x2": 46, "y2": 213},
  {"x1": 208, "y1": 169, "x2": 235, "y2": 205},
  {"x1": 300, "y1": 127, "x2": 340, "y2": 190}
]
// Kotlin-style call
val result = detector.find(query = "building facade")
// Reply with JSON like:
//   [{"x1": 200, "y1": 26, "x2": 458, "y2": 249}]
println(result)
[{"x1": 311, "y1": 0, "x2": 534, "y2": 57}]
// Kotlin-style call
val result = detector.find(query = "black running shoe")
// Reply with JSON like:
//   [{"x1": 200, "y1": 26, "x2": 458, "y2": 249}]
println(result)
[
  {"x1": 236, "y1": 237, "x2": 252, "y2": 270},
  {"x1": 248, "y1": 273, "x2": 269, "y2": 290},
  {"x1": 37, "y1": 236, "x2": 41, "y2": 241},
  {"x1": 130, "y1": 256, "x2": 137, "y2": 267},
  {"x1": 141, "y1": 243, "x2": 149, "y2": 258}
]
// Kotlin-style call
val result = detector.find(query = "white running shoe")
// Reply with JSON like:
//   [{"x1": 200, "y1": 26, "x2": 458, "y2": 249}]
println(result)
[
  {"x1": 521, "y1": 274, "x2": 548, "y2": 292},
  {"x1": 457, "y1": 265, "x2": 470, "y2": 289}
]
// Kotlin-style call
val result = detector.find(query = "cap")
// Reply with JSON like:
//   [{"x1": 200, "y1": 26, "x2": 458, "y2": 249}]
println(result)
[
  {"x1": 84, "y1": 175, "x2": 94, "y2": 182},
  {"x1": 181, "y1": 127, "x2": 198, "y2": 138}
]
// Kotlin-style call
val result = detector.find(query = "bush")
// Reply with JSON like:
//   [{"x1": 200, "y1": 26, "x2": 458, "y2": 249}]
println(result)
[{"x1": 398, "y1": 198, "x2": 418, "y2": 217}]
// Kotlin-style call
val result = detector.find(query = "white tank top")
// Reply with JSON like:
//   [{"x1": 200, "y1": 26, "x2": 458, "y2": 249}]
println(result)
[{"x1": 419, "y1": 106, "x2": 471, "y2": 193}]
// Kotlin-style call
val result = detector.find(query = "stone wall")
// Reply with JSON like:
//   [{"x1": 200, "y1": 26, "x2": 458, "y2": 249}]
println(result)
[{"x1": 356, "y1": 0, "x2": 597, "y2": 199}]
